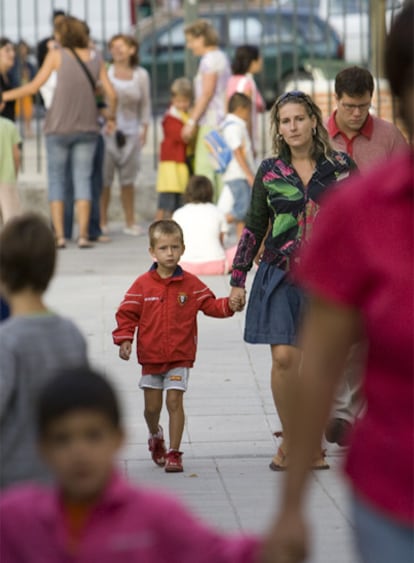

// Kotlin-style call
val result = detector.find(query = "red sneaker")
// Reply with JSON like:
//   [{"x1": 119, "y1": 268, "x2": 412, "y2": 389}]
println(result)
[
  {"x1": 148, "y1": 426, "x2": 167, "y2": 467},
  {"x1": 165, "y1": 450, "x2": 183, "y2": 473}
]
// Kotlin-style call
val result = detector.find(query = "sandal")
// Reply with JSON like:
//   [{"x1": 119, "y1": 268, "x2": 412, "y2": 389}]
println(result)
[
  {"x1": 78, "y1": 237, "x2": 94, "y2": 249},
  {"x1": 312, "y1": 450, "x2": 330, "y2": 471},
  {"x1": 56, "y1": 237, "x2": 66, "y2": 249},
  {"x1": 269, "y1": 447, "x2": 288, "y2": 471}
]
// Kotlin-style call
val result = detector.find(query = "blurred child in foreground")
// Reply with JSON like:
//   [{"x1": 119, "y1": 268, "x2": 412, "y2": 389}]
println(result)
[
  {"x1": 0, "y1": 214, "x2": 88, "y2": 488},
  {"x1": 0, "y1": 366, "x2": 286, "y2": 562}
]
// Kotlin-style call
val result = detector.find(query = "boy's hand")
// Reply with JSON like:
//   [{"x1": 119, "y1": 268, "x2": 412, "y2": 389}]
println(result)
[
  {"x1": 229, "y1": 288, "x2": 246, "y2": 312},
  {"x1": 119, "y1": 340, "x2": 132, "y2": 361}
]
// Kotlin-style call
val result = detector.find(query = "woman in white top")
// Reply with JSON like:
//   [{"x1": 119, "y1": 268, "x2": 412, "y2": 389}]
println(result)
[
  {"x1": 101, "y1": 34, "x2": 151, "y2": 236},
  {"x1": 182, "y1": 20, "x2": 231, "y2": 195},
  {"x1": 173, "y1": 175, "x2": 229, "y2": 275}
]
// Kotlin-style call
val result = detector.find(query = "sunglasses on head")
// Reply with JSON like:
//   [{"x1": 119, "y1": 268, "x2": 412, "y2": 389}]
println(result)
[{"x1": 277, "y1": 90, "x2": 309, "y2": 105}]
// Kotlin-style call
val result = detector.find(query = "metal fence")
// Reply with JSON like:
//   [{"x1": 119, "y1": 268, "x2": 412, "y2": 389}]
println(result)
[{"x1": 0, "y1": 0, "x2": 404, "y2": 171}]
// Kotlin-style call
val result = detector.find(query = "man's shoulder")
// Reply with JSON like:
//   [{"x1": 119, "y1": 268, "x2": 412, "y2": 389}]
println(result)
[{"x1": 371, "y1": 115, "x2": 406, "y2": 139}]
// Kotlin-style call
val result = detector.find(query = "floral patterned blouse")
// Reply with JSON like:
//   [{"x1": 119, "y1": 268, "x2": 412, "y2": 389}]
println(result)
[{"x1": 230, "y1": 151, "x2": 356, "y2": 288}]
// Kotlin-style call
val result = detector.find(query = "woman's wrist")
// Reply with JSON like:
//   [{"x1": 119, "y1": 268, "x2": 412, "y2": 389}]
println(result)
[{"x1": 187, "y1": 118, "x2": 196, "y2": 127}]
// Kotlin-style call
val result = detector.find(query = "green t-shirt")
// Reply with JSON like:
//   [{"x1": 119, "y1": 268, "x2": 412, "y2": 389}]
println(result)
[{"x1": 0, "y1": 117, "x2": 20, "y2": 183}]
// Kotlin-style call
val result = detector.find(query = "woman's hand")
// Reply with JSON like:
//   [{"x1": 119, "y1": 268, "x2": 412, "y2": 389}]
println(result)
[
  {"x1": 260, "y1": 508, "x2": 308, "y2": 563},
  {"x1": 182, "y1": 122, "x2": 196, "y2": 143},
  {"x1": 229, "y1": 287, "x2": 246, "y2": 311}
]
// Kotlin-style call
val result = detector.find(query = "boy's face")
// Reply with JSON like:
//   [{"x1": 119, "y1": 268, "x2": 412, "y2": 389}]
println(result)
[
  {"x1": 173, "y1": 95, "x2": 191, "y2": 113},
  {"x1": 150, "y1": 234, "x2": 185, "y2": 274},
  {"x1": 40, "y1": 410, "x2": 124, "y2": 501},
  {"x1": 237, "y1": 105, "x2": 251, "y2": 123}
]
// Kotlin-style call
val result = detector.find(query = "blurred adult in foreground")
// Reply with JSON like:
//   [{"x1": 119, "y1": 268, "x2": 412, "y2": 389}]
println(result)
[
  {"x1": 3, "y1": 16, "x2": 116, "y2": 249},
  {"x1": 183, "y1": 20, "x2": 231, "y2": 194},
  {"x1": 264, "y1": 4, "x2": 413, "y2": 563},
  {"x1": 229, "y1": 92, "x2": 355, "y2": 471}
]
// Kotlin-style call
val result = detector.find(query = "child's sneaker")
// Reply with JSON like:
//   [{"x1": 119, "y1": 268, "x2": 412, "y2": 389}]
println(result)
[
  {"x1": 165, "y1": 450, "x2": 183, "y2": 473},
  {"x1": 148, "y1": 426, "x2": 167, "y2": 467}
]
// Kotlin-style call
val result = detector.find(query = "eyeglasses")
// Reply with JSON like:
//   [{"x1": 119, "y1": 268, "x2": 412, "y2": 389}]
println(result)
[{"x1": 340, "y1": 101, "x2": 371, "y2": 113}]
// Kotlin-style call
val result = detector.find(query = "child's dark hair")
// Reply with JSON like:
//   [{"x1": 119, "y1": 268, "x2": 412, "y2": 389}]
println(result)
[
  {"x1": 231, "y1": 44, "x2": 260, "y2": 75},
  {"x1": 335, "y1": 66, "x2": 374, "y2": 99},
  {"x1": 0, "y1": 213, "x2": 56, "y2": 293},
  {"x1": 228, "y1": 92, "x2": 252, "y2": 114},
  {"x1": 185, "y1": 175, "x2": 214, "y2": 204},
  {"x1": 37, "y1": 366, "x2": 122, "y2": 437},
  {"x1": 149, "y1": 220, "x2": 184, "y2": 247}
]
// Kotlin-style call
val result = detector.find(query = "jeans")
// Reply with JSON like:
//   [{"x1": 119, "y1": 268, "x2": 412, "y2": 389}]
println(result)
[
  {"x1": 353, "y1": 494, "x2": 414, "y2": 563},
  {"x1": 46, "y1": 132, "x2": 98, "y2": 202},
  {"x1": 64, "y1": 134, "x2": 104, "y2": 240}
]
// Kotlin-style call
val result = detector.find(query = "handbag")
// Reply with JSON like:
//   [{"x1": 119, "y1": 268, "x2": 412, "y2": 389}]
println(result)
[
  {"x1": 204, "y1": 123, "x2": 233, "y2": 174},
  {"x1": 69, "y1": 48, "x2": 106, "y2": 109}
]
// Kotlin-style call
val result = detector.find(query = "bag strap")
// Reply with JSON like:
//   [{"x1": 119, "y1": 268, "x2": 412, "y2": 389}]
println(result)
[{"x1": 69, "y1": 48, "x2": 96, "y2": 92}]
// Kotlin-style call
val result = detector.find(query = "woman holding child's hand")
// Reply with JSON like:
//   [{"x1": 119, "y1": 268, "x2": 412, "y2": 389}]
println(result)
[{"x1": 229, "y1": 91, "x2": 356, "y2": 472}]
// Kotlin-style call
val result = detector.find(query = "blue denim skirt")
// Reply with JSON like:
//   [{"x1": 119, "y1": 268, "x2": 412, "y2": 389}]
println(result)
[{"x1": 244, "y1": 261, "x2": 305, "y2": 346}]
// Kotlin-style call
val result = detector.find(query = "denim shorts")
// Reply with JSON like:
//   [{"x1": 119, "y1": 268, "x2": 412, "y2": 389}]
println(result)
[
  {"x1": 139, "y1": 367, "x2": 189, "y2": 392},
  {"x1": 226, "y1": 178, "x2": 251, "y2": 221},
  {"x1": 157, "y1": 192, "x2": 183, "y2": 212},
  {"x1": 46, "y1": 132, "x2": 98, "y2": 202},
  {"x1": 352, "y1": 494, "x2": 414, "y2": 563}
]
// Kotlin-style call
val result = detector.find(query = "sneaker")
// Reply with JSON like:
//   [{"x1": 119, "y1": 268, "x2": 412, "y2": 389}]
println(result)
[
  {"x1": 123, "y1": 225, "x2": 145, "y2": 236},
  {"x1": 165, "y1": 450, "x2": 183, "y2": 473},
  {"x1": 148, "y1": 427, "x2": 167, "y2": 467},
  {"x1": 325, "y1": 418, "x2": 352, "y2": 447}
]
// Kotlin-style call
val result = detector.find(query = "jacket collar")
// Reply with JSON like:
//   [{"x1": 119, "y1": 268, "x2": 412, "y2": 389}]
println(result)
[
  {"x1": 38, "y1": 470, "x2": 132, "y2": 524},
  {"x1": 149, "y1": 263, "x2": 184, "y2": 281}
]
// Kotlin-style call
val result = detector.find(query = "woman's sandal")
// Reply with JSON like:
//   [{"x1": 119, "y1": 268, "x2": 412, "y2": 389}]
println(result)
[
  {"x1": 56, "y1": 237, "x2": 66, "y2": 249},
  {"x1": 78, "y1": 237, "x2": 94, "y2": 249},
  {"x1": 269, "y1": 447, "x2": 288, "y2": 471},
  {"x1": 312, "y1": 450, "x2": 330, "y2": 470}
]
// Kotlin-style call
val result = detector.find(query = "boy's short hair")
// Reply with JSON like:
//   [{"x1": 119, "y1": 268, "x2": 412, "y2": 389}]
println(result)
[
  {"x1": 185, "y1": 175, "x2": 214, "y2": 204},
  {"x1": 37, "y1": 367, "x2": 121, "y2": 437},
  {"x1": 335, "y1": 66, "x2": 374, "y2": 98},
  {"x1": 0, "y1": 213, "x2": 56, "y2": 293},
  {"x1": 171, "y1": 77, "x2": 193, "y2": 100},
  {"x1": 228, "y1": 92, "x2": 252, "y2": 114},
  {"x1": 149, "y1": 220, "x2": 184, "y2": 248}
]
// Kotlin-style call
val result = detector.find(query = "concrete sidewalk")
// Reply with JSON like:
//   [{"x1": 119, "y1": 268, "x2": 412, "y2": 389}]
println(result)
[{"x1": 44, "y1": 229, "x2": 357, "y2": 563}]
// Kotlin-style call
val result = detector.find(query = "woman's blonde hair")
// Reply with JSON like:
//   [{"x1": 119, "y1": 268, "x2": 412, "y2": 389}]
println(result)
[
  {"x1": 184, "y1": 19, "x2": 219, "y2": 47},
  {"x1": 171, "y1": 77, "x2": 193, "y2": 99},
  {"x1": 54, "y1": 16, "x2": 89, "y2": 49},
  {"x1": 270, "y1": 91, "x2": 334, "y2": 162}
]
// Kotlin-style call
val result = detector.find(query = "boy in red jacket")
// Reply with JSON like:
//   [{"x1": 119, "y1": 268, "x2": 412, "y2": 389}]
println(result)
[{"x1": 113, "y1": 220, "x2": 242, "y2": 473}]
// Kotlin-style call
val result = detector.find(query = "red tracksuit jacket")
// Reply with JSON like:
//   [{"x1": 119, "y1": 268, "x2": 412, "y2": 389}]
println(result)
[{"x1": 113, "y1": 265, "x2": 233, "y2": 374}]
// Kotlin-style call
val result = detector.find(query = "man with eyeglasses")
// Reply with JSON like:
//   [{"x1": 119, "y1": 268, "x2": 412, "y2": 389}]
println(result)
[
  {"x1": 327, "y1": 66, "x2": 407, "y2": 172},
  {"x1": 324, "y1": 66, "x2": 407, "y2": 448}
]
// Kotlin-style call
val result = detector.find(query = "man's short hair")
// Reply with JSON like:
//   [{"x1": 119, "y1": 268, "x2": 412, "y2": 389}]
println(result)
[
  {"x1": 0, "y1": 213, "x2": 56, "y2": 293},
  {"x1": 228, "y1": 92, "x2": 252, "y2": 114},
  {"x1": 149, "y1": 220, "x2": 184, "y2": 248},
  {"x1": 37, "y1": 367, "x2": 122, "y2": 437},
  {"x1": 335, "y1": 66, "x2": 374, "y2": 99}
]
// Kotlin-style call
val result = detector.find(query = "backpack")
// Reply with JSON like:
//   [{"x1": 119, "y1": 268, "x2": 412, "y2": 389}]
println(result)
[{"x1": 204, "y1": 124, "x2": 232, "y2": 174}]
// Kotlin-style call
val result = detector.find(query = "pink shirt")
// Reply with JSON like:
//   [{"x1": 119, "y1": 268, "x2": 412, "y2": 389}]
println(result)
[
  {"x1": 0, "y1": 471, "x2": 260, "y2": 562},
  {"x1": 327, "y1": 111, "x2": 407, "y2": 172},
  {"x1": 293, "y1": 151, "x2": 414, "y2": 525}
]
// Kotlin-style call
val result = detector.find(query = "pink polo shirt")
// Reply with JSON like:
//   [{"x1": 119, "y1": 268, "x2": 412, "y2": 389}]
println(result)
[
  {"x1": 293, "y1": 150, "x2": 414, "y2": 525},
  {"x1": 327, "y1": 111, "x2": 407, "y2": 172},
  {"x1": 0, "y1": 471, "x2": 260, "y2": 563}
]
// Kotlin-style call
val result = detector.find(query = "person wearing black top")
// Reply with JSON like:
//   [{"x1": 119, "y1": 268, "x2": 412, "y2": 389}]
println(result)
[
  {"x1": 0, "y1": 38, "x2": 17, "y2": 121},
  {"x1": 36, "y1": 9, "x2": 66, "y2": 68}
]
